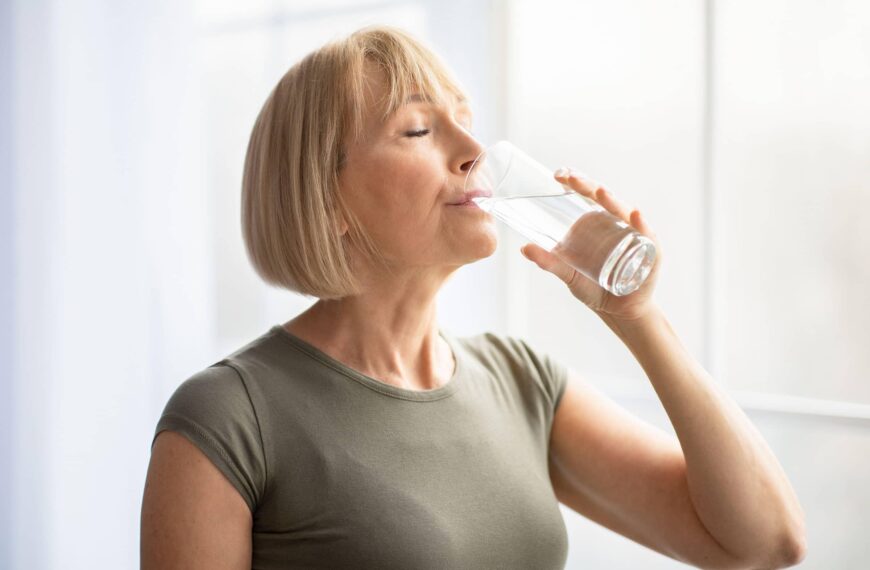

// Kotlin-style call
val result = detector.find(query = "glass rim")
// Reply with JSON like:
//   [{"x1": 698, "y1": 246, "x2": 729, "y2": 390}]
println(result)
[{"x1": 463, "y1": 140, "x2": 515, "y2": 194}]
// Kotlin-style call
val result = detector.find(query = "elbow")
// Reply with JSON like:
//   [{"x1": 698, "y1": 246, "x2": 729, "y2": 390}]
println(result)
[
  {"x1": 756, "y1": 497, "x2": 808, "y2": 570},
  {"x1": 750, "y1": 524, "x2": 807, "y2": 569},
  {"x1": 774, "y1": 508, "x2": 808, "y2": 568},
  {"x1": 725, "y1": 513, "x2": 807, "y2": 570},
  {"x1": 775, "y1": 529, "x2": 807, "y2": 568}
]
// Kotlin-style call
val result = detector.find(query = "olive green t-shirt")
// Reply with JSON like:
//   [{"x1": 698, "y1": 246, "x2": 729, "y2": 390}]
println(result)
[{"x1": 152, "y1": 324, "x2": 570, "y2": 569}]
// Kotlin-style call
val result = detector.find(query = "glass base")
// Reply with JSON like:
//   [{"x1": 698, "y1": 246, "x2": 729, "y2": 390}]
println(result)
[{"x1": 600, "y1": 234, "x2": 657, "y2": 296}]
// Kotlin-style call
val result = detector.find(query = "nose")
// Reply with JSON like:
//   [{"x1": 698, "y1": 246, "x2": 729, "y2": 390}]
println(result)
[
  {"x1": 456, "y1": 135, "x2": 486, "y2": 177},
  {"x1": 460, "y1": 141, "x2": 487, "y2": 192}
]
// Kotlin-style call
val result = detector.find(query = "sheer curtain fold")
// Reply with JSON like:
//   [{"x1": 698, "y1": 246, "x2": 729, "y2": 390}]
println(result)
[{"x1": 9, "y1": 2, "x2": 213, "y2": 568}]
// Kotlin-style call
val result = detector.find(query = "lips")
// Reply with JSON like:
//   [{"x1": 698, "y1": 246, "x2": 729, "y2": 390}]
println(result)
[{"x1": 448, "y1": 188, "x2": 493, "y2": 205}]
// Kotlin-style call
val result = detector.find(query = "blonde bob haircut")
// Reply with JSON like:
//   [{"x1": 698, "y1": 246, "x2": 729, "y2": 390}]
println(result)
[{"x1": 241, "y1": 25, "x2": 470, "y2": 300}]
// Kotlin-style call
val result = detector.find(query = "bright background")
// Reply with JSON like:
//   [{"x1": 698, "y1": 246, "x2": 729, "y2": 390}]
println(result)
[{"x1": 3, "y1": 0, "x2": 869, "y2": 568}]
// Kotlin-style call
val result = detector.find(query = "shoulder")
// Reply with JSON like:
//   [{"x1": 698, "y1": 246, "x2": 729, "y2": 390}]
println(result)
[
  {"x1": 455, "y1": 330, "x2": 534, "y2": 362},
  {"x1": 455, "y1": 331, "x2": 568, "y2": 410},
  {"x1": 158, "y1": 363, "x2": 253, "y2": 425},
  {"x1": 154, "y1": 362, "x2": 267, "y2": 512},
  {"x1": 159, "y1": 326, "x2": 288, "y2": 422}
]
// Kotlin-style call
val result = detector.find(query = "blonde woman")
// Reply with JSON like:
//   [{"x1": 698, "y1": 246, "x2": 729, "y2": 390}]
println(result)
[{"x1": 141, "y1": 25, "x2": 806, "y2": 570}]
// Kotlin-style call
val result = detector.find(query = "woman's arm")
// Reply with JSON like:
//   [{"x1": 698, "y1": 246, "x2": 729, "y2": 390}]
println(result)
[
  {"x1": 596, "y1": 304, "x2": 806, "y2": 566},
  {"x1": 141, "y1": 431, "x2": 253, "y2": 570},
  {"x1": 525, "y1": 168, "x2": 806, "y2": 567}
]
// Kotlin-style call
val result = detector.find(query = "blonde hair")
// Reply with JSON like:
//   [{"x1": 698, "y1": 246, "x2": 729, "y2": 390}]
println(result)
[{"x1": 241, "y1": 25, "x2": 469, "y2": 300}]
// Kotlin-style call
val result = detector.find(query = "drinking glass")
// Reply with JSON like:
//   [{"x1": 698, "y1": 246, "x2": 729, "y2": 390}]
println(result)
[{"x1": 464, "y1": 140, "x2": 656, "y2": 296}]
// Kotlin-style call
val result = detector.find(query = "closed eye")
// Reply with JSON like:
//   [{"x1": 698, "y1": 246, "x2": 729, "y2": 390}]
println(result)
[{"x1": 404, "y1": 126, "x2": 475, "y2": 138}]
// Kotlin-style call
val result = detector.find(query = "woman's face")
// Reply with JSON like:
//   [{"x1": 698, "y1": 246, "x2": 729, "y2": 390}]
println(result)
[{"x1": 338, "y1": 68, "x2": 498, "y2": 274}]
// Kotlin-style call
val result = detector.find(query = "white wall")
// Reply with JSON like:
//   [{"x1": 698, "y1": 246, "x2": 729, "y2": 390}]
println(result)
[{"x1": 713, "y1": 0, "x2": 870, "y2": 403}]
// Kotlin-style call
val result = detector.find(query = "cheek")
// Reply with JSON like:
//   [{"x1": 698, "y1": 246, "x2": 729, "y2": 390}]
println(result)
[
  {"x1": 365, "y1": 201, "x2": 443, "y2": 250},
  {"x1": 347, "y1": 190, "x2": 443, "y2": 259},
  {"x1": 357, "y1": 159, "x2": 443, "y2": 226},
  {"x1": 341, "y1": 148, "x2": 450, "y2": 253}
]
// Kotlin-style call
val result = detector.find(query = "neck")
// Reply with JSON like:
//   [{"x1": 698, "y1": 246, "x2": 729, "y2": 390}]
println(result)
[{"x1": 284, "y1": 273, "x2": 455, "y2": 390}]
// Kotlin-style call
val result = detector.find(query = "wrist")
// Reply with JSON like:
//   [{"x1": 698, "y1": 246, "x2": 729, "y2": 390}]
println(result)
[{"x1": 596, "y1": 302, "x2": 664, "y2": 338}]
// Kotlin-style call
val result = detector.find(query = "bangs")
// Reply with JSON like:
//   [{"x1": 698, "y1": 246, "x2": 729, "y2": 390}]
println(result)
[{"x1": 343, "y1": 25, "x2": 470, "y2": 145}]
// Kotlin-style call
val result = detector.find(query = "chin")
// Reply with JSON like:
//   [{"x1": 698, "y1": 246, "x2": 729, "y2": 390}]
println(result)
[{"x1": 460, "y1": 230, "x2": 498, "y2": 263}]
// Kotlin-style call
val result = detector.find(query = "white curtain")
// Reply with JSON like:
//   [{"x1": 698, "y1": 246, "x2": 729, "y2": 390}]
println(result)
[{"x1": 9, "y1": 1, "x2": 214, "y2": 568}]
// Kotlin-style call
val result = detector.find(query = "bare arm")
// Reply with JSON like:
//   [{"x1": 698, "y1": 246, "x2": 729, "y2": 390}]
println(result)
[
  {"x1": 549, "y1": 373, "x2": 749, "y2": 569},
  {"x1": 596, "y1": 304, "x2": 806, "y2": 567},
  {"x1": 141, "y1": 431, "x2": 253, "y2": 570},
  {"x1": 528, "y1": 165, "x2": 807, "y2": 568}
]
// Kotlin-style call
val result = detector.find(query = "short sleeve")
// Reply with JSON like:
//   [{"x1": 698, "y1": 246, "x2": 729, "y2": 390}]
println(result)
[
  {"x1": 152, "y1": 363, "x2": 267, "y2": 512},
  {"x1": 514, "y1": 337, "x2": 570, "y2": 415},
  {"x1": 471, "y1": 332, "x2": 570, "y2": 435}
]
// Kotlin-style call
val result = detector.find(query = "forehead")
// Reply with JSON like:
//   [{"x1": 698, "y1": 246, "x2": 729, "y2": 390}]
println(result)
[
  {"x1": 390, "y1": 93, "x2": 471, "y2": 115},
  {"x1": 359, "y1": 64, "x2": 468, "y2": 115}
]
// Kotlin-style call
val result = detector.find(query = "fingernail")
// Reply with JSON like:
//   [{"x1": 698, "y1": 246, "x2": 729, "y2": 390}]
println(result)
[
  {"x1": 554, "y1": 167, "x2": 570, "y2": 178},
  {"x1": 567, "y1": 167, "x2": 591, "y2": 180}
]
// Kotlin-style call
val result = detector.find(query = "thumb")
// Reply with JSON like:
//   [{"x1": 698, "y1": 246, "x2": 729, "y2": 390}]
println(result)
[{"x1": 520, "y1": 243, "x2": 578, "y2": 286}]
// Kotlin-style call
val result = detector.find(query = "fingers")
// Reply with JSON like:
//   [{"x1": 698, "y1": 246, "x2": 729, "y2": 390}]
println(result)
[
  {"x1": 553, "y1": 167, "x2": 596, "y2": 198},
  {"x1": 629, "y1": 209, "x2": 657, "y2": 240},
  {"x1": 553, "y1": 167, "x2": 649, "y2": 234},
  {"x1": 520, "y1": 243, "x2": 578, "y2": 286},
  {"x1": 595, "y1": 186, "x2": 635, "y2": 224}
]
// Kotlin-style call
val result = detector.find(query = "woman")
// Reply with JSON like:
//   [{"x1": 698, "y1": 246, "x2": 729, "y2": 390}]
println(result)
[{"x1": 141, "y1": 25, "x2": 806, "y2": 570}]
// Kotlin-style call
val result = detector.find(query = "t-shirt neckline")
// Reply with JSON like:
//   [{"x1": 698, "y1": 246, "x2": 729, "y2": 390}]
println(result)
[{"x1": 268, "y1": 324, "x2": 464, "y2": 402}]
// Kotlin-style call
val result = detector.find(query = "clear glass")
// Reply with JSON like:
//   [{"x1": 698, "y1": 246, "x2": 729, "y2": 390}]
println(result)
[{"x1": 464, "y1": 140, "x2": 656, "y2": 296}]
